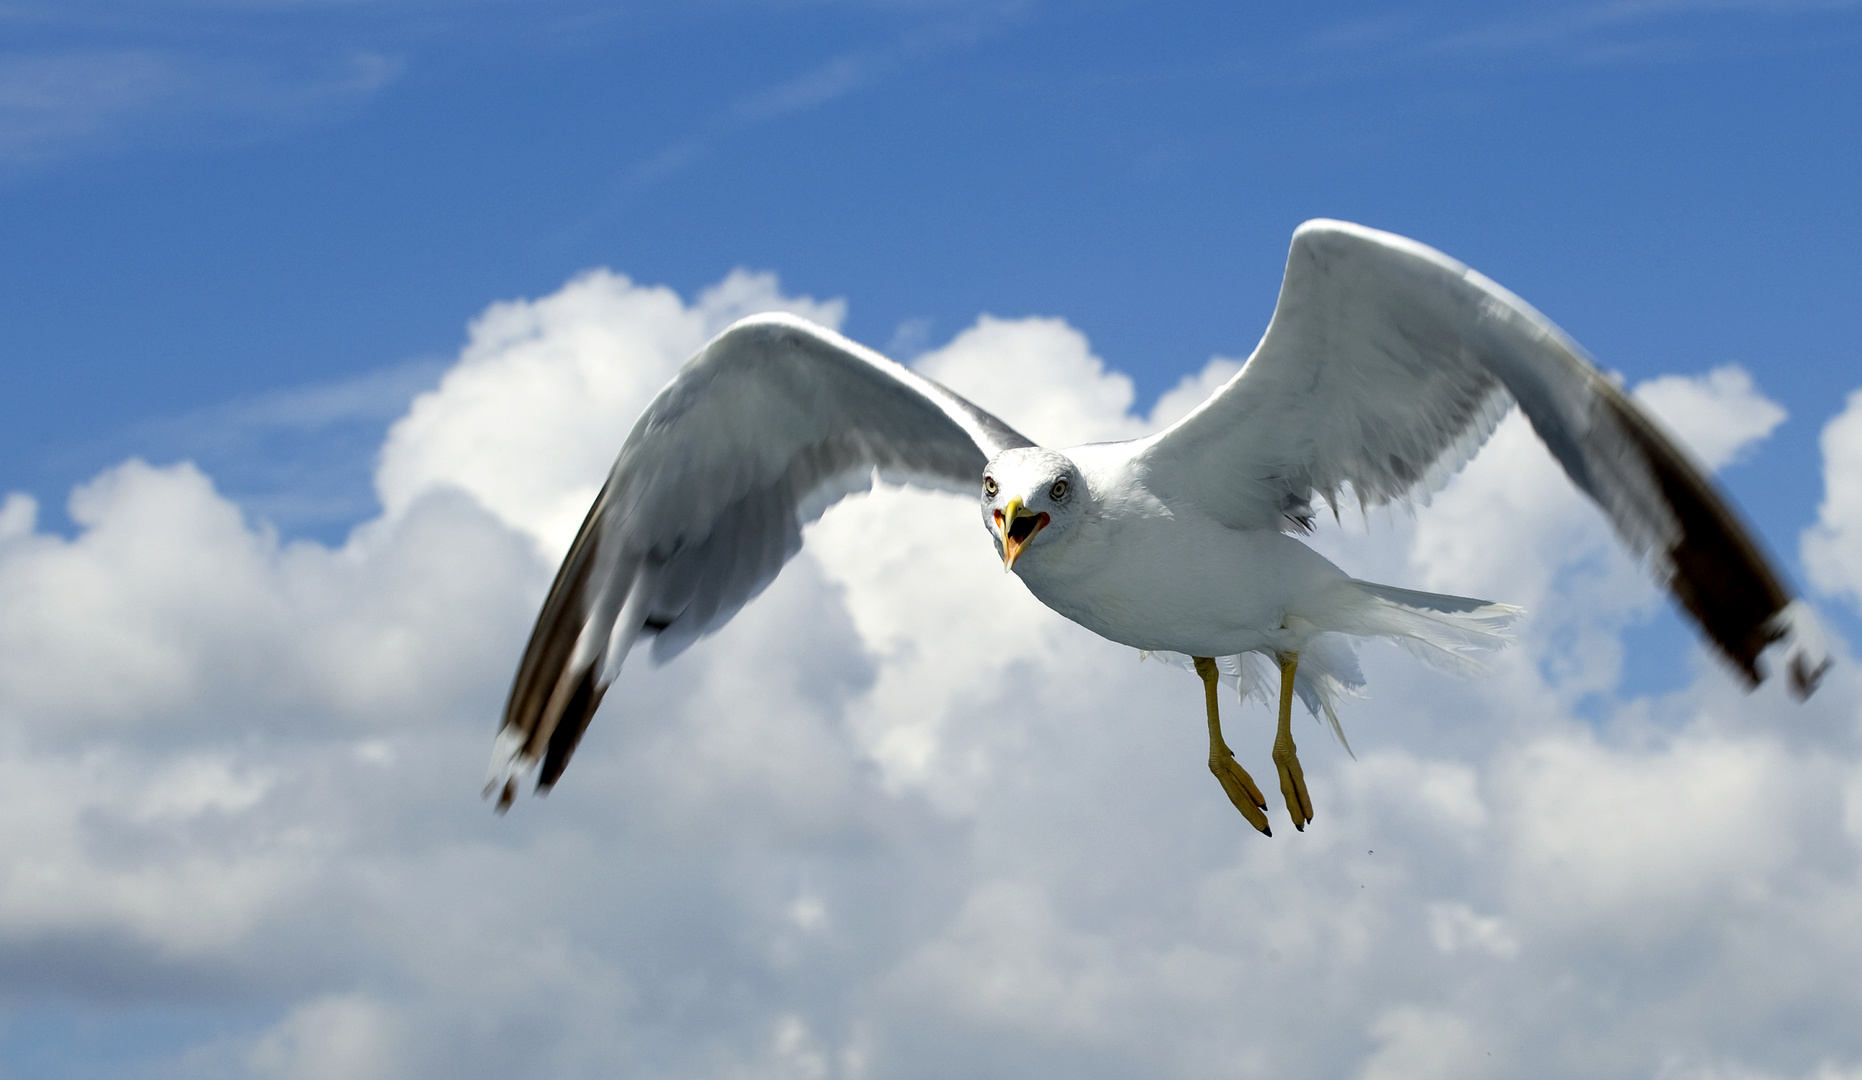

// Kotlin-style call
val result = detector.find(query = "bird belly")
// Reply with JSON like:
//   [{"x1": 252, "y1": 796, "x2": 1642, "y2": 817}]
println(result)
[{"x1": 1013, "y1": 520, "x2": 1348, "y2": 657}]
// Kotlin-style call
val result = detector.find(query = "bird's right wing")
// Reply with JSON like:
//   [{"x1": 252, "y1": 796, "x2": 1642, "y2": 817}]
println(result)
[
  {"x1": 489, "y1": 313, "x2": 1032, "y2": 808},
  {"x1": 1138, "y1": 219, "x2": 1828, "y2": 698}
]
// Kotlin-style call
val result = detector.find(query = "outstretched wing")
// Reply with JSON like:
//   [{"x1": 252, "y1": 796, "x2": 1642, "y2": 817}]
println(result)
[
  {"x1": 489, "y1": 313, "x2": 1032, "y2": 808},
  {"x1": 1139, "y1": 219, "x2": 1828, "y2": 697}
]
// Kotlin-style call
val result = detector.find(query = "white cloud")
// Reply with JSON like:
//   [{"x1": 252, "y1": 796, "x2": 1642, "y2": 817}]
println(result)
[
  {"x1": 1498, "y1": 729, "x2": 1797, "y2": 939},
  {"x1": 0, "y1": 746, "x2": 306, "y2": 954},
  {"x1": 1659, "y1": 1057, "x2": 1862, "y2": 1080},
  {"x1": 1804, "y1": 389, "x2": 1862, "y2": 608},
  {"x1": 1427, "y1": 902, "x2": 1518, "y2": 958},
  {"x1": 1147, "y1": 356, "x2": 1245, "y2": 431},
  {"x1": 0, "y1": 459, "x2": 538, "y2": 730},
  {"x1": 376, "y1": 267, "x2": 844, "y2": 560},
  {"x1": 1, "y1": 268, "x2": 1859, "y2": 1079},
  {"x1": 0, "y1": 492, "x2": 34, "y2": 539},
  {"x1": 1634, "y1": 364, "x2": 1789, "y2": 471},
  {"x1": 911, "y1": 314, "x2": 1145, "y2": 446},
  {"x1": 247, "y1": 994, "x2": 409, "y2": 1080},
  {"x1": 1358, "y1": 1006, "x2": 1492, "y2": 1080}
]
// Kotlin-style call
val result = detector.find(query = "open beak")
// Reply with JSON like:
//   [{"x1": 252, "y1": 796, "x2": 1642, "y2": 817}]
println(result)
[{"x1": 993, "y1": 495, "x2": 1050, "y2": 572}]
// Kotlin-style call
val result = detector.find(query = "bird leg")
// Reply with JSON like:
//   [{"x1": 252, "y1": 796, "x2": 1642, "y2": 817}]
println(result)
[
  {"x1": 1194, "y1": 657, "x2": 1271, "y2": 835},
  {"x1": 1273, "y1": 652, "x2": 1314, "y2": 831}
]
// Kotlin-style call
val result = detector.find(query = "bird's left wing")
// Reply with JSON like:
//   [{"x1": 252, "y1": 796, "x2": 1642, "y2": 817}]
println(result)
[
  {"x1": 1138, "y1": 219, "x2": 1827, "y2": 697},
  {"x1": 489, "y1": 313, "x2": 1032, "y2": 808}
]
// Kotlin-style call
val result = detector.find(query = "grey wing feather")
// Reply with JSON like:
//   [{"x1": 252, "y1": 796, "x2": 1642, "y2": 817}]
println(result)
[
  {"x1": 1141, "y1": 219, "x2": 1828, "y2": 698},
  {"x1": 489, "y1": 313, "x2": 1032, "y2": 808}
]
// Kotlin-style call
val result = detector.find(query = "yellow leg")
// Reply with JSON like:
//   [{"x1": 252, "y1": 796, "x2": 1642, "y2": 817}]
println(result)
[
  {"x1": 1273, "y1": 652, "x2": 1314, "y2": 831},
  {"x1": 1194, "y1": 657, "x2": 1271, "y2": 836}
]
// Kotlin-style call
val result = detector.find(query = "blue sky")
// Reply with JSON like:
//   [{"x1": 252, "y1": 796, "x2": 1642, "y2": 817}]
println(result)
[
  {"x1": 6, "y1": 0, "x2": 1859, "y2": 545},
  {"x1": 3, "y1": 2, "x2": 1862, "y2": 1077}
]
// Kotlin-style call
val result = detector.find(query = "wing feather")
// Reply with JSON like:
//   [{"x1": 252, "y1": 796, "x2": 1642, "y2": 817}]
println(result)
[
  {"x1": 490, "y1": 313, "x2": 1032, "y2": 807},
  {"x1": 1141, "y1": 219, "x2": 1827, "y2": 696}
]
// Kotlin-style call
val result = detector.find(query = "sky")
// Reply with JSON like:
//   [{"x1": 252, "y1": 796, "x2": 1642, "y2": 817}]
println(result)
[{"x1": 1, "y1": 0, "x2": 1860, "y2": 1077}]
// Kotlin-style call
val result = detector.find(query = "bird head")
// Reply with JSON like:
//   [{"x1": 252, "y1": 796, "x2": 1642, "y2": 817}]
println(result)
[{"x1": 980, "y1": 448, "x2": 1082, "y2": 572}]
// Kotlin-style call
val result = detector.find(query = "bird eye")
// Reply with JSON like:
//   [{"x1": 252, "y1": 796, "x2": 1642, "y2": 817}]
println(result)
[
  {"x1": 1050, "y1": 479, "x2": 1068, "y2": 500},
  {"x1": 983, "y1": 476, "x2": 998, "y2": 497}
]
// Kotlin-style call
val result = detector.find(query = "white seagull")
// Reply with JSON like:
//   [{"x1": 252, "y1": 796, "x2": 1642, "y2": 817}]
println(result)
[{"x1": 486, "y1": 220, "x2": 1829, "y2": 833}]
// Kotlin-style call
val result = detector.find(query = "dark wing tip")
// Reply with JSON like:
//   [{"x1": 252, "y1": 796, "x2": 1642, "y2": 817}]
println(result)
[
  {"x1": 484, "y1": 652, "x2": 613, "y2": 815},
  {"x1": 538, "y1": 666, "x2": 609, "y2": 788},
  {"x1": 1790, "y1": 653, "x2": 1832, "y2": 701},
  {"x1": 1765, "y1": 600, "x2": 1832, "y2": 702},
  {"x1": 1604, "y1": 392, "x2": 1828, "y2": 697}
]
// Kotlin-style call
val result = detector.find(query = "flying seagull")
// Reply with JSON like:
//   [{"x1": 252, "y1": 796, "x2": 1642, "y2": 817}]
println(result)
[{"x1": 486, "y1": 220, "x2": 1830, "y2": 833}]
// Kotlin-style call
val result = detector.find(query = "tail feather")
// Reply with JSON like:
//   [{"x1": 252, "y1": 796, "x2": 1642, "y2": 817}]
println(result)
[{"x1": 1341, "y1": 579, "x2": 1522, "y2": 676}]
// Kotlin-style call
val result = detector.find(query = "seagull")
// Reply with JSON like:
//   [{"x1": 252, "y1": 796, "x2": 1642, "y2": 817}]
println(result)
[{"x1": 485, "y1": 220, "x2": 1829, "y2": 833}]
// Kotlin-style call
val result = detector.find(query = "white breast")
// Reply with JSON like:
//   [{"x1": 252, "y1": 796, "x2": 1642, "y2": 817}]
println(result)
[{"x1": 1009, "y1": 476, "x2": 1351, "y2": 657}]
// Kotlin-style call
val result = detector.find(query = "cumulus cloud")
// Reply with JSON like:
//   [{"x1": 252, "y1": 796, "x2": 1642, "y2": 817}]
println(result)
[
  {"x1": 377, "y1": 268, "x2": 844, "y2": 559},
  {"x1": 1, "y1": 269, "x2": 1858, "y2": 1079},
  {"x1": 1804, "y1": 389, "x2": 1862, "y2": 609},
  {"x1": 1633, "y1": 365, "x2": 1788, "y2": 472},
  {"x1": 0, "y1": 460, "x2": 537, "y2": 732}
]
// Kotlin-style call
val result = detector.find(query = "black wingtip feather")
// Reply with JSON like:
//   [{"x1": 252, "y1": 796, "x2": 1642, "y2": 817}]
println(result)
[
  {"x1": 1790, "y1": 653, "x2": 1831, "y2": 701},
  {"x1": 538, "y1": 665, "x2": 608, "y2": 789},
  {"x1": 1606, "y1": 393, "x2": 1794, "y2": 688}
]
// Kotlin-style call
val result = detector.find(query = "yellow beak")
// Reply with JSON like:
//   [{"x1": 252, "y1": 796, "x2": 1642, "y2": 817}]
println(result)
[{"x1": 994, "y1": 495, "x2": 1050, "y2": 572}]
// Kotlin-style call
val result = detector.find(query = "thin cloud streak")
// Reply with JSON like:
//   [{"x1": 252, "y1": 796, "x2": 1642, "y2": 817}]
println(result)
[
  {"x1": 49, "y1": 359, "x2": 447, "y2": 542},
  {"x1": 1299, "y1": 0, "x2": 1862, "y2": 77},
  {"x1": 623, "y1": 3, "x2": 1024, "y2": 189},
  {"x1": 0, "y1": 47, "x2": 402, "y2": 169},
  {"x1": 1427, "y1": 0, "x2": 1859, "y2": 57}
]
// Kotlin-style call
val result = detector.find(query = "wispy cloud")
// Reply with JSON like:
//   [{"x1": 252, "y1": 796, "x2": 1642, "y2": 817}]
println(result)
[
  {"x1": 1303, "y1": 0, "x2": 1862, "y2": 73},
  {"x1": 0, "y1": 51, "x2": 175, "y2": 161},
  {"x1": 69, "y1": 358, "x2": 446, "y2": 541},
  {"x1": 0, "y1": 0, "x2": 1019, "y2": 175},
  {"x1": 0, "y1": 47, "x2": 402, "y2": 169},
  {"x1": 1431, "y1": 0, "x2": 1860, "y2": 56},
  {"x1": 626, "y1": 3, "x2": 1024, "y2": 188}
]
